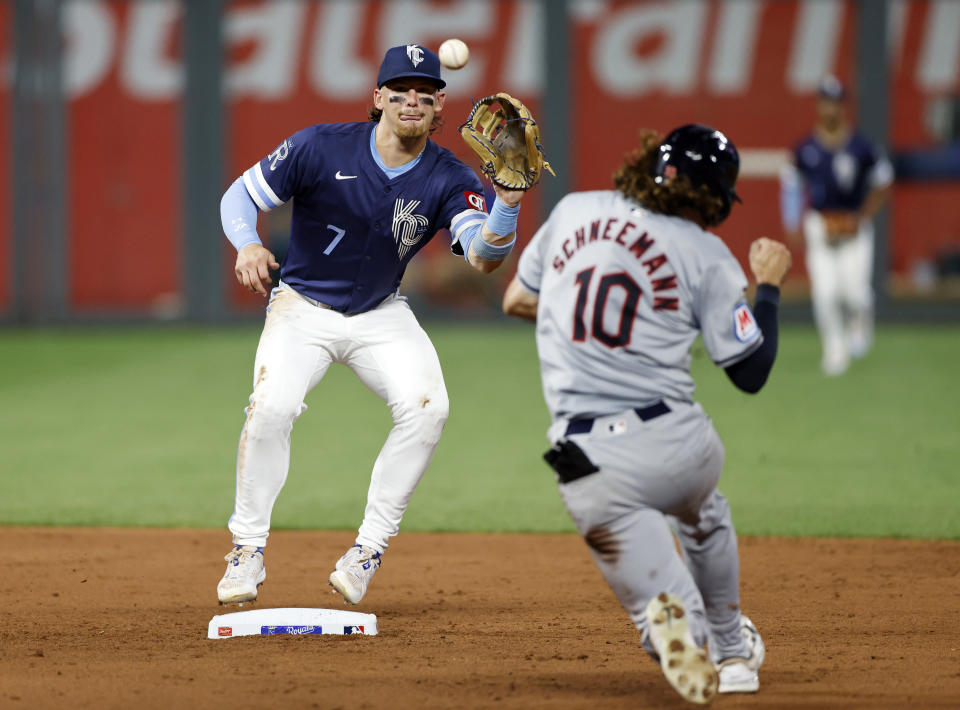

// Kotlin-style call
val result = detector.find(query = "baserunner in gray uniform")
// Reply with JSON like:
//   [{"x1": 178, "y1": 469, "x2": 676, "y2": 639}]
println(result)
[{"x1": 503, "y1": 124, "x2": 792, "y2": 705}]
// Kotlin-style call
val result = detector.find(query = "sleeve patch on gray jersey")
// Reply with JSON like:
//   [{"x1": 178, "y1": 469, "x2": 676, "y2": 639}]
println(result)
[{"x1": 733, "y1": 303, "x2": 760, "y2": 343}]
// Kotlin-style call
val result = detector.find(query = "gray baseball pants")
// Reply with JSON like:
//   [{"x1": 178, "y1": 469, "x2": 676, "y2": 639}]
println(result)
[{"x1": 546, "y1": 400, "x2": 751, "y2": 661}]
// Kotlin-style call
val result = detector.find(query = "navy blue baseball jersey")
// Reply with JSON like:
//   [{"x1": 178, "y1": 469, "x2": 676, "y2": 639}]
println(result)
[
  {"x1": 792, "y1": 133, "x2": 893, "y2": 211},
  {"x1": 243, "y1": 122, "x2": 487, "y2": 314}
]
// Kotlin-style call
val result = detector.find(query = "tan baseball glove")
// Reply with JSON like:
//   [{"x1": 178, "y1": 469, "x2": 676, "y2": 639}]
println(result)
[
  {"x1": 459, "y1": 92, "x2": 555, "y2": 190},
  {"x1": 821, "y1": 211, "x2": 861, "y2": 240}
]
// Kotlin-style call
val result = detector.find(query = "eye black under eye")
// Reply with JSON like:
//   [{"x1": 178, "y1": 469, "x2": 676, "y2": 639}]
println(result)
[{"x1": 387, "y1": 92, "x2": 435, "y2": 106}]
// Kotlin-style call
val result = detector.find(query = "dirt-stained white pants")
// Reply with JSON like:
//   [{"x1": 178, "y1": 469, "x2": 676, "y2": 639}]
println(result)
[
  {"x1": 549, "y1": 401, "x2": 751, "y2": 662},
  {"x1": 228, "y1": 285, "x2": 449, "y2": 552}
]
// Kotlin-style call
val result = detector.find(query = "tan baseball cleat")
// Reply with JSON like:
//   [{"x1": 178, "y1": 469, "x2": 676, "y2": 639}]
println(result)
[{"x1": 645, "y1": 592, "x2": 718, "y2": 705}]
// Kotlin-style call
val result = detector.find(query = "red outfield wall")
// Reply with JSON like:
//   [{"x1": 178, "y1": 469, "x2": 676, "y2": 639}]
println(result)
[{"x1": 1, "y1": 0, "x2": 957, "y2": 313}]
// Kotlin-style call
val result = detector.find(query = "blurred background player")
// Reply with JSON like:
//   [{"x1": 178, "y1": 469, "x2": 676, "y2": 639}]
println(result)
[
  {"x1": 216, "y1": 44, "x2": 530, "y2": 606},
  {"x1": 780, "y1": 75, "x2": 894, "y2": 376},
  {"x1": 503, "y1": 125, "x2": 792, "y2": 704}
]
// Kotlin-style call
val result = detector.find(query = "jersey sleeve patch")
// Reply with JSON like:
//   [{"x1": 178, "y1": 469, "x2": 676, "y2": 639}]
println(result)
[
  {"x1": 464, "y1": 191, "x2": 486, "y2": 212},
  {"x1": 733, "y1": 303, "x2": 760, "y2": 343}
]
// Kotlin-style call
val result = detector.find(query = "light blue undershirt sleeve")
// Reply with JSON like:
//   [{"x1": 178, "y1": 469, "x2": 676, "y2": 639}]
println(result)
[
  {"x1": 449, "y1": 210, "x2": 486, "y2": 259},
  {"x1": 221, "y1": 177, "x2": 262, "y2": 251},
  {"x1": 453, "y1": 198, "x2": 519, "y2": 262},
  {"x1": 779, "y1": 165, "x2": 803, "y2": 233},
  {"x1": 455, "y1": 221, "x2": 481, "y2": 259}
]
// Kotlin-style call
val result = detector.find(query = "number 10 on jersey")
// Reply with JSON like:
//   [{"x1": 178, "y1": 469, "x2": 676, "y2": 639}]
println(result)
[{"x1": 572, "y1": 267, "x2": 642, "y2": 348}]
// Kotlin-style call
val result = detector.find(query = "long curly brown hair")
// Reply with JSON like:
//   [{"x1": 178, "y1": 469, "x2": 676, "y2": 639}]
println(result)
[
  {"x1": 613, "y1": 130, "x2": 728, "y2": 226},
  {"x1": 367, "y1": 106, "x2": 444, "y2": 134}
]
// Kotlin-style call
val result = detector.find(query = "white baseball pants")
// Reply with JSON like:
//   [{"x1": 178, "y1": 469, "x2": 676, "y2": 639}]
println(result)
[
  {"x1": 803, "y1": 211, "x2": 875, "y2": 373},
  {"x1": 228, "y1": 285, "x2": 449, "y2": 552},
  {"x1": 549, "y1": 401, "x2": 752, "y2": 662}
]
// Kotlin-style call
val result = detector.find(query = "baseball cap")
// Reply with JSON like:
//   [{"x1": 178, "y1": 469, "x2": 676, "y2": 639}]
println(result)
[
  {"x1": 817, "y1": 75, "x2": 846, "y2": 101},
  {"x1": 377, "y1": 44, "x2": 446, "y2": 89}
]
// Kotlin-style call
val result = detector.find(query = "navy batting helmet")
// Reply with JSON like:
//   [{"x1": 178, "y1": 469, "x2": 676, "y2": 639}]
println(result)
[{"x1": 652, "y1": 124, "x2": 741, "y2": 225}]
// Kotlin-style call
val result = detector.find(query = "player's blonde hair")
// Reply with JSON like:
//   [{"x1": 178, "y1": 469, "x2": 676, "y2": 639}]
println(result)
[
  {"x1": 367, "y1": 106, "x2": 444, "y2": 134},
  {"x1": 613, "y1": 130, "x2": 728, "y2": 227}
]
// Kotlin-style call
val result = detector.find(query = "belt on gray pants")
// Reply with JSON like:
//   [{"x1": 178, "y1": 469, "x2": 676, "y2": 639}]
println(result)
[{"x1": 564, "y1": 401, "x2": 671, "y2": 437}]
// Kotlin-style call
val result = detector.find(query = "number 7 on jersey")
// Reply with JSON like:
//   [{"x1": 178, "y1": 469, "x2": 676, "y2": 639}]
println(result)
[{"x1": 324, "y1": 225, "x2": 346, "y2": 255}]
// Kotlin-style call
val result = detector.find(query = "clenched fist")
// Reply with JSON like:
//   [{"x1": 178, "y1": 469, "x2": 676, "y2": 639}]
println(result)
[
  {"x1": 235, "y1": 243, "x2": 280, "y2": 297},
  {"x1": 749, "y1": 237, "x2": 792, "y2": 287}
]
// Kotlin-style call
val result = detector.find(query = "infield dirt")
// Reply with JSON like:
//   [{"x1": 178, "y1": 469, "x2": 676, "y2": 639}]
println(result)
[{"x1": 3, "y1": 528, "x2": 958, "y2": 709}]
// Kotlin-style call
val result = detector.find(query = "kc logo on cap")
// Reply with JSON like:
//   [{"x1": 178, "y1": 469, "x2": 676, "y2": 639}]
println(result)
[
  {"x1": 377, "y1": 44, "x2": 446, "y2": 89},
  {"x1": 406, "y1": 45, "x2": 424, "y2": 68}
]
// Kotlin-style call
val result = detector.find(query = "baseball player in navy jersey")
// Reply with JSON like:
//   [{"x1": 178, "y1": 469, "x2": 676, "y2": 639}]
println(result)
[
  {"x1": 503, "y1": 125, "x2": 792, "y2": 704},
  {"x1": 216, "y1": 44, "x2": 530, "y2": 606},
  {"x1": 781, "y1": 75, "x2": 893, "y2": 376}
]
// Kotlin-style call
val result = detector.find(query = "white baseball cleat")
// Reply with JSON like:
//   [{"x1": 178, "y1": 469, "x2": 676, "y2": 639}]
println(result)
[
  {"x1": 716, "y1": 615, "x2": 766, "y2": 693},
  {"x1": 821, "y1": 349, "x2": 850, "y2": 376},
  {"x1": 846, "y1": 317, "x2": 873, "y2": 360},
  {"x1": 329, "y1": 544, "x2": 382, "y2": 605},
  {"x1": 645, "y1": 592, "x2": 718, "y2": 705},
  {"x1": 217, "y1": 545, "x2": 266, "y2": 604}
]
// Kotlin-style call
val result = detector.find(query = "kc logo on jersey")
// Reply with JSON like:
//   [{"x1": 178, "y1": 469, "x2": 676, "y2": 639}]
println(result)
[
  {"x1": 406, "y1": 45, "x2": 424, "y2": 67},
  {"x1": 733, "y1": 303, "x2": 759, "y2": 342},
  {"x1": 392, "y1": 198, "x2": 429, "y2": 259}
]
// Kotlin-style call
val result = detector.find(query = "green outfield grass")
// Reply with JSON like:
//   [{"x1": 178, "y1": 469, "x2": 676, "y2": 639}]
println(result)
[{"x1": 0, "y1": 322, "x2": 957, "y2": 538}]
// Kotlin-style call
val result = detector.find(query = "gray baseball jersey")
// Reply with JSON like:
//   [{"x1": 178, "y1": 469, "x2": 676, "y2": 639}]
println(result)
[{"x1": 516, "y1": 190, "x2": 762, "y2": 421}]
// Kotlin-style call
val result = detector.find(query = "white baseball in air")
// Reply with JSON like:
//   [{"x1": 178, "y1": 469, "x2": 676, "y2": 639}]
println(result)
[{"x1": 439, "y1": 39, "x2": 469, "y2": 70}]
